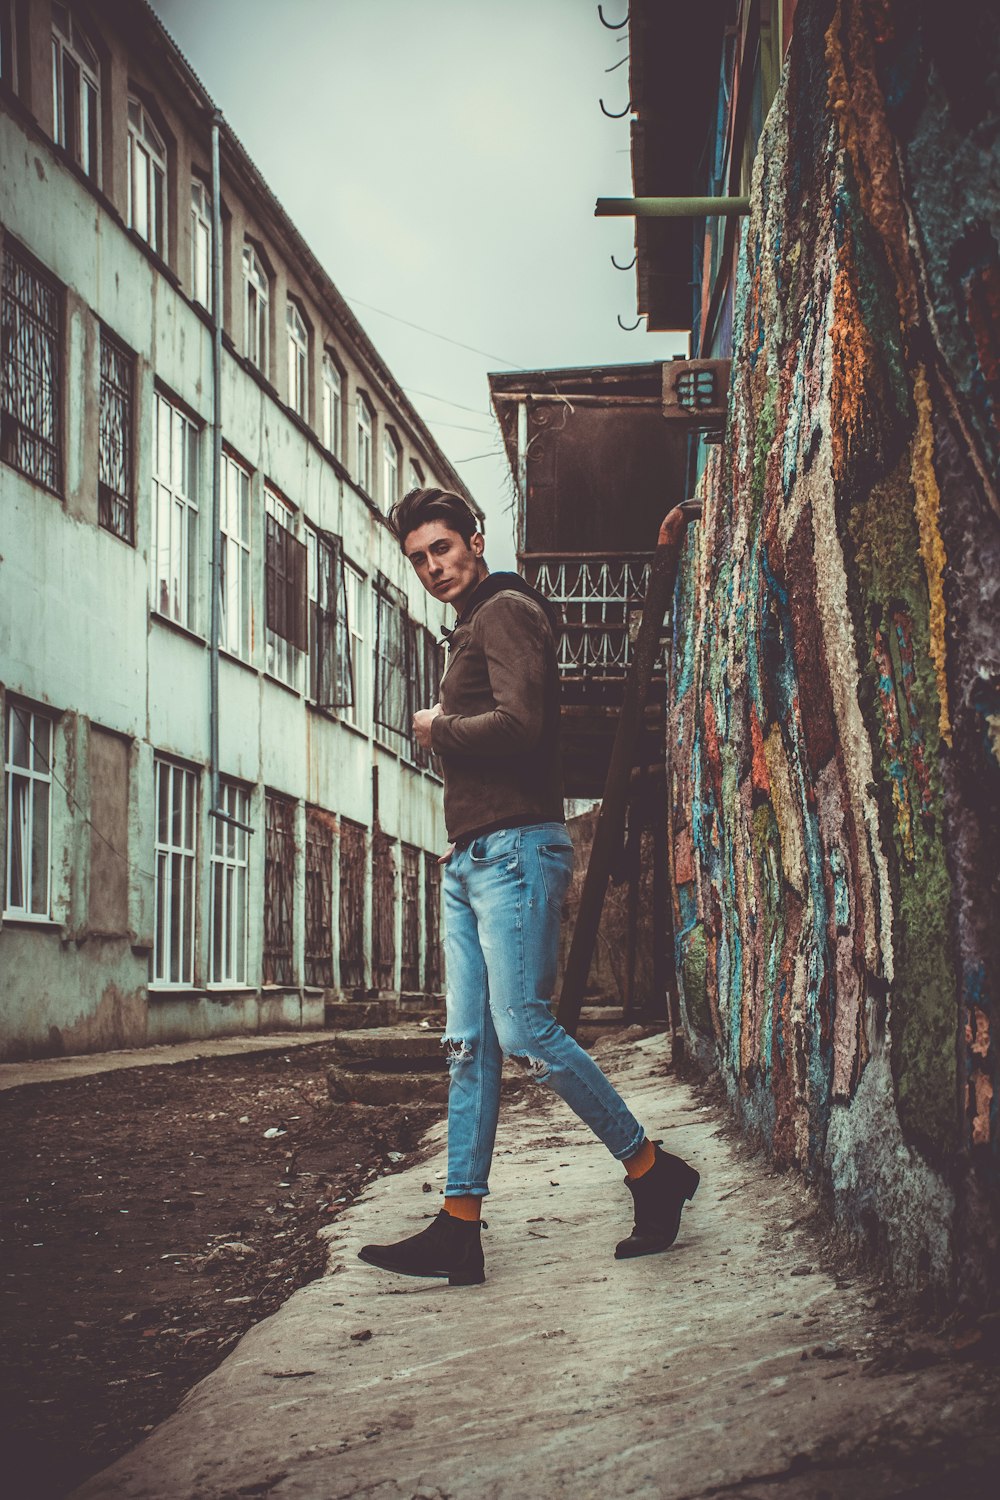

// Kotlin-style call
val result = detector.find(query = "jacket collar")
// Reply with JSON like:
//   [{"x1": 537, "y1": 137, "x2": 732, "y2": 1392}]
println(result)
[{"x1": 445, "y1": 571, "x2": 561, "y2": 636}]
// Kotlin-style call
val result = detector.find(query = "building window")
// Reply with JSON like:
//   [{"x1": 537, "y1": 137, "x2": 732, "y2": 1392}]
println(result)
[
  {"x1": 51, "y1": 4, "x2": 100, "y2": 182},
  {"x1": 321, "y1": 352, "x2": 342, "y2": 458},
  {"x1": 343, "y1": 562, "x2": 367, "y2": 731},
  {"x1": 2, "y1": 1, "x2": 20, "y2": 91},
  {"x1": 371, "y1": 828, "x2": 396, "y2": 991},
  {"x1": 407, "y1": 458, "x2": 423, "y2": 493},
  {"x1": 424, "y1": 851, "x2": 443, "y2": 993},
  {"x1": 127, "y1": 96, "x2": 166, "y2": 256},
  {"x1": 373, "y1": 574, "x2": 408, "y2": 748},
  {"x1": 400, "y1": 843, "x2": 420, "y2": 993},
  {"x1": 243, "y1": 244, "x2": 269, "y2": 374},
  {"x1": 153, "y1": 758, "x2": 197, "y2": 986},
  {"x1": 190, "y1": 180, "x2": 212, "y2": 309},
  {"x1": 265, "y1": 488, "x2": 307, "y2": 689},
  {"x1": 98, "y1": 327, "x2": 133, "y2": 543},
  {"x1": 263, "y1": 791, "x2": 294, "y2": 985},
  {"x1": 151, "y1": 390, "x2": 199, "y2": 629},
  {"x1": 355, "y1": 392, "x2": 373, "y2": 494},
  {"x1": 286, "y1": 301, "x2": 308, "y2": 418},
  {"x1": 220, "y1": 451, "x2": 251, "y2": 660},
  {"x1": 210, "y1": 782, "x2": 249, "y2": 986},
  {"x1": 4, "y1": 704, "x2": 53, "y2": 920},
  {"x1": 339, "y1": 817, "x2": 366, "y2": 990},
  {"x1": 406, "y1": 623, "x2": 442, "y2": 769},
  {"x1": 382, "y1": 429, "x2": 400, "y2": 512},
  {"x1": 1, "y1": 242, "x2": 61, "y2": 492},
  {"x1": 307, "y1": 528, "x2": 353, "y2": 711},
  {"x1": 305, "y1": 806, "x2": 335, "y2": 988}
]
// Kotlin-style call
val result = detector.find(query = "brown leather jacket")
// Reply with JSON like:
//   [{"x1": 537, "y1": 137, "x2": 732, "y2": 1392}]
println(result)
[{"x1": 430, "y1": 573, "x2": 564, "y2": 843}]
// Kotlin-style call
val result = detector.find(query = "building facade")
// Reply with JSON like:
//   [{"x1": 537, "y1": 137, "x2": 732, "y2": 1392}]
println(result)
[{"x1": 0, "y1": 0, "x2": 474, "y2": 1059}]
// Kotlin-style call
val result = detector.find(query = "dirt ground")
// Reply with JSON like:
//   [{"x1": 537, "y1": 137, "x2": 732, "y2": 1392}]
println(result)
[{"x1": 0, "y1": 1042, "x2": 444, "y2": 1500}]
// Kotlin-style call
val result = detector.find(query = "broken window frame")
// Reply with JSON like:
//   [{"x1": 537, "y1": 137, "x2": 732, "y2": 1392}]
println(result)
[
  {"x1": 307, "y1": 527, "x2": 354, "y2": 712},
  {"x1": 264, "y1": 486, "x2": 306, "y2": 690},
  {"x1": 373, "y1": 573, "x2": 409, "y2": 750},
  {"x1": 371, "y1": 827, "x2": 396, "y2": 992},
  {"x1": 338, "y1": 816, "x2": 366, "y2": 990},
  {"x1": 152, "y1": 757, "x2": 198, "y2": 987},
  {"x1": 1, "y1": 239, "x2": 62, "y2": 494},
  {"x1": 209, "y1": 780, "x2": 250, "y2": 987},
  {"x1": 305, "y1": 805, "x2": 335, "y2": 988},
  {"x1": 98, "y1": 325, "x2": 134, "y2": 543},
  {"x1": 4, "y1": 702, "x2": 54, "y2": 921},
  {"x1": 151, "y1": 388, "x2": 199, "y2": 630},
  {"x1": 262, "y1": 790, "x2": 295, "y2": 986}
]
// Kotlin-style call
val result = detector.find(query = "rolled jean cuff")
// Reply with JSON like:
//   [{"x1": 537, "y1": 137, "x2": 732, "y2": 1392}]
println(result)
[
  {"x1": 444, "y1": 1183, "x2": 490, "y2": 1198},
  {"x1": 609, "y1": 1124, "x2": 647, "y2": 1163}
]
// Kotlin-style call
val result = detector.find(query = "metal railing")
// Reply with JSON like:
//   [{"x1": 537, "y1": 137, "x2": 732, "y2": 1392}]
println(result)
[{"x1": 520, "y1": 552, "x2": 661, "y2": 677}]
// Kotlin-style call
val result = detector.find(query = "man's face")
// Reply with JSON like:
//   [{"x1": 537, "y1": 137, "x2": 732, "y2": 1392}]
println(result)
[{"x1": 403, "y1": 520, "x2": 485, "y2": 613}]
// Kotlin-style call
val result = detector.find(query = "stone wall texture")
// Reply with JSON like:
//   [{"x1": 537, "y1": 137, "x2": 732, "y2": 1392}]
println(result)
[{"x1": 669, "y1": 0, "x2": 1000, "y2": 1303}]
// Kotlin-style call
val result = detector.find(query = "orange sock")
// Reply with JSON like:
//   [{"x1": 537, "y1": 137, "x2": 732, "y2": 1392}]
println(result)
[
  {"x1": 623, "y1": 1138, "x2": 657, "y2": 1179},
  {"x1": 443, "y1": 1195, "x2": 482, "y2": 1221}
]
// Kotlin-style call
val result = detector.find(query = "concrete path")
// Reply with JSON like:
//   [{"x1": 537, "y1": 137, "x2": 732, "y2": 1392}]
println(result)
[
  {"x1": 0, "y1": 1032, "x2": 341, "y2": 1092},
  {"x1": 74, "y1": 1035, "x2": 995, "y2": 1499}
]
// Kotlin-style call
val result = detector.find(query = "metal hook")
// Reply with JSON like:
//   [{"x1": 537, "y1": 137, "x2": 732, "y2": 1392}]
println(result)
[
  {"x1": 617, "y1": 313, "x2": 645, "y2": 331},
  {"x1": 604, "y1": 54, "x2": 628, "y2": 73},
  {"x1": 611, "y1": 253, "x2": 637, "y2": 271},
  {"x1": 600, "y1": 96, "x2": 632, "y2": 118},
  {"x1": 598, "y1": 4, "x2": 629, "y2": 28}
]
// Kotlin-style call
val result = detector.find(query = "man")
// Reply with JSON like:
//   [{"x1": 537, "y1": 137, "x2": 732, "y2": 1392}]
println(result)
[{"x1": 358, "y1": 488, "x2": 699, "y2": 1286}]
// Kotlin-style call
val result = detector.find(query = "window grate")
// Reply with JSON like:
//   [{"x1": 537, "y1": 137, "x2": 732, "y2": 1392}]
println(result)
[
  {"x1": 263, "y1": 792, "x2": 295, "y2": 985},
  {"x1": 400, "y1": 844, "x2": 420, "y2": 992},
  {"x1": 338, "y1": 817, "x2": 366, "y2": 990},
  {"x1": 305, "y1": 807, "x2": 335, "y2": 988},
  {"x1": 99, "y1": 329, "x2": 133, "y2": 542},
  {"x1": 1, "y1": 245, "x2": 61, "y2": 491}
]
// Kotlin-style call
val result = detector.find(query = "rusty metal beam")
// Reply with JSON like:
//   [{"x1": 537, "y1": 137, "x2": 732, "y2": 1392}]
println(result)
[
  {"x1": 556, "y1": 500, "x2": 701, "y2": 1037},
  {"x1": 595, "y1": 196, "x2": 750, "y2": 218}
]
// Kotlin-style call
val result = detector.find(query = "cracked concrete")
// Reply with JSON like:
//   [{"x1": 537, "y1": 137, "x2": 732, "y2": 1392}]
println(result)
[{"x1": 74, "y1": 1035, "x2": 999, "y2": 1499}]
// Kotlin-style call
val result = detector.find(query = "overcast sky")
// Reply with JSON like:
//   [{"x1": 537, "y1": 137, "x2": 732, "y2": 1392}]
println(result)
[{"x1": 151, "y1": 0, "x2": 686, "y2": 570}]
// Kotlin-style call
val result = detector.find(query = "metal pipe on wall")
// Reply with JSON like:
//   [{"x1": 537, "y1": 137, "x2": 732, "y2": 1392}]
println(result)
[{"x1": 209, "y1": 110, "x2": 224, "y2": 821}]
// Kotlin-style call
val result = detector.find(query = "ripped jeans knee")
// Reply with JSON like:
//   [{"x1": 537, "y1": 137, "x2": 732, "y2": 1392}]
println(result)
[{"x1": 443, "y1": 1036, "x2": 474, "y2": 1068}]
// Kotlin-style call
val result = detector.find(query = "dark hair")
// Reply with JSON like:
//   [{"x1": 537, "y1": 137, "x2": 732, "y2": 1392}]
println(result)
[{"x1": 388, "y1": 487, "x2": 483, "y2": 550}]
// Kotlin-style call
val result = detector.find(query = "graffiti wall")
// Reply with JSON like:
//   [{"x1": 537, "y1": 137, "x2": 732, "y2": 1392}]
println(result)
[{"x1": 669, "y1": 0, "x2": 1000, "y2": 1299}]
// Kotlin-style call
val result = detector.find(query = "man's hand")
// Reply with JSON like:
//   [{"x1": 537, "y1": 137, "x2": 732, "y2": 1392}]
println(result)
[{"x1": 413, "y1": 702, "x2": 442, "y2": 750}]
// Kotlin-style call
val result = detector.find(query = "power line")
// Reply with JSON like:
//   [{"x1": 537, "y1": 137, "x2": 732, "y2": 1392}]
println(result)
[
  {"x1": 426, "y1": 417, "x2": 497, "y2": 435},
  {"x1": 344, "y1": 294, "x2": 523, "y2": 369},
  {"x1": 403, "y1": 385, "x2": 493, "y2": 418},
  {"x1": 453, "y1": 448, "x2": 506, "y2": 463}
]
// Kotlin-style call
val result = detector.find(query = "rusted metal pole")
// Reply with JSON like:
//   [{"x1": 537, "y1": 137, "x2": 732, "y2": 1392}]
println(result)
[{"x1": 556, "y1": 500, "x2": 701, "y2": 1036}]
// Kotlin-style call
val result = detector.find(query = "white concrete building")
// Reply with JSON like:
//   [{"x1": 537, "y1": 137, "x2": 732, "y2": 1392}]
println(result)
[{"x1": 0, "y1": 0, "x2": 478, "y2": 1059}]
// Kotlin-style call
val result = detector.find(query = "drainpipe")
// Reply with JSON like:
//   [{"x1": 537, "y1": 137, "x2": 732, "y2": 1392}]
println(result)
[
  {"x1": 516, "y1": 399, "x2": 528, "y2": 558},
  {"x1": 206, "y1": 115, "x2": 252, "y2": 839}
]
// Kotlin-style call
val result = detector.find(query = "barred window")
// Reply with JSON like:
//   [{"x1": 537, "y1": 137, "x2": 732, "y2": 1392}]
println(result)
[
  {"x1": 321, "y1": 352, "x2": 342, "y2": 457},
  {"x1": 400, "y1": 843, "x2": 420, "y2": 993},
  {"x1": 51, "y1": 4, "x2": 100, "y2": 182},
  {"x1": 382, "y1": 429, "x2": 400, "y2": 513},
  {"x1": 190, "y1": 180, "x2": 212, "y2": 309},
  {"x1": 263, "y1": 791, "x2": 295, "y2": 985},
  {"x1": 287, "y1": 301, "x2": 308, "y2": 418},
  {"x1": 264, "y1": 488, "x2": 306, "y2": 689},
  {"x1": 355, "y1": 392, "x2": 372, "y2": 493},
  {"x1": 1, "y1": 242, "x2": 61, "y2": 492},
  {"x1": 307, "y1": 528, "x2": 353, "y2": 711},
  {"x1": 305, "y1": 806, "x2": 335, "y2": 988},
  {"x1": 424, "y1": 851, "x2": 443, "y2": 994},
  {"x1": 98, "y1": 327, "x2": 133, "y2": 543},
  {"x1": 153, "y1": 758, "x2": 197, "y2": 986},
  {"x1": 371, "y1": 828, "x2": 396, "y2": 991},
  {"x1": 243, "y1": 244, "x2": 269, "y2": 373},
  {"x1": 220, "y1": 451, "x2": 251, "y2": 659},
  {"x1": 338, "y1": 817, "x2": 366, "y2": 990},
  {"x1": 373, "y1": 574, "x2": 408, "y2": 746},
  {"x1": 210, "y1": 782, "x2": 250, "y2": 986},
  {"x1": 151, "y1": 390, "x2": 199, "y2": 629},
  {"x1": 127, "y1": 96, "x2": 166, "y2": 256},
  {"x1": 4, "y1": 704, "x2": 54, "y2": 920}
]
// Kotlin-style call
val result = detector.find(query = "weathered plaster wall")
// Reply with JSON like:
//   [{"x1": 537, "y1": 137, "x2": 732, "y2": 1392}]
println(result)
[{"x1": 669, "y1": 0, "x2": 1000, "y2": 1301}]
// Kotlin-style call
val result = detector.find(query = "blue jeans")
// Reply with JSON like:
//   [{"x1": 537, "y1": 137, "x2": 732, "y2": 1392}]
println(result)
[{"x1": 442, "y1": 821, "x2": 645, "y2": 1196}]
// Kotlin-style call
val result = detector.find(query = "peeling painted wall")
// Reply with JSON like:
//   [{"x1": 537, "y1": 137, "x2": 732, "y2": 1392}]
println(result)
[{"x1": 669, "y1": 0, "x2": 1000, "y2": 1301}]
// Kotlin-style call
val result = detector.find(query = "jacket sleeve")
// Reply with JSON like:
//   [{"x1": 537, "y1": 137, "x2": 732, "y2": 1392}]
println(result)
[{"x1": 431, "y1": 596, "x2": 549, "y2": 758}]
